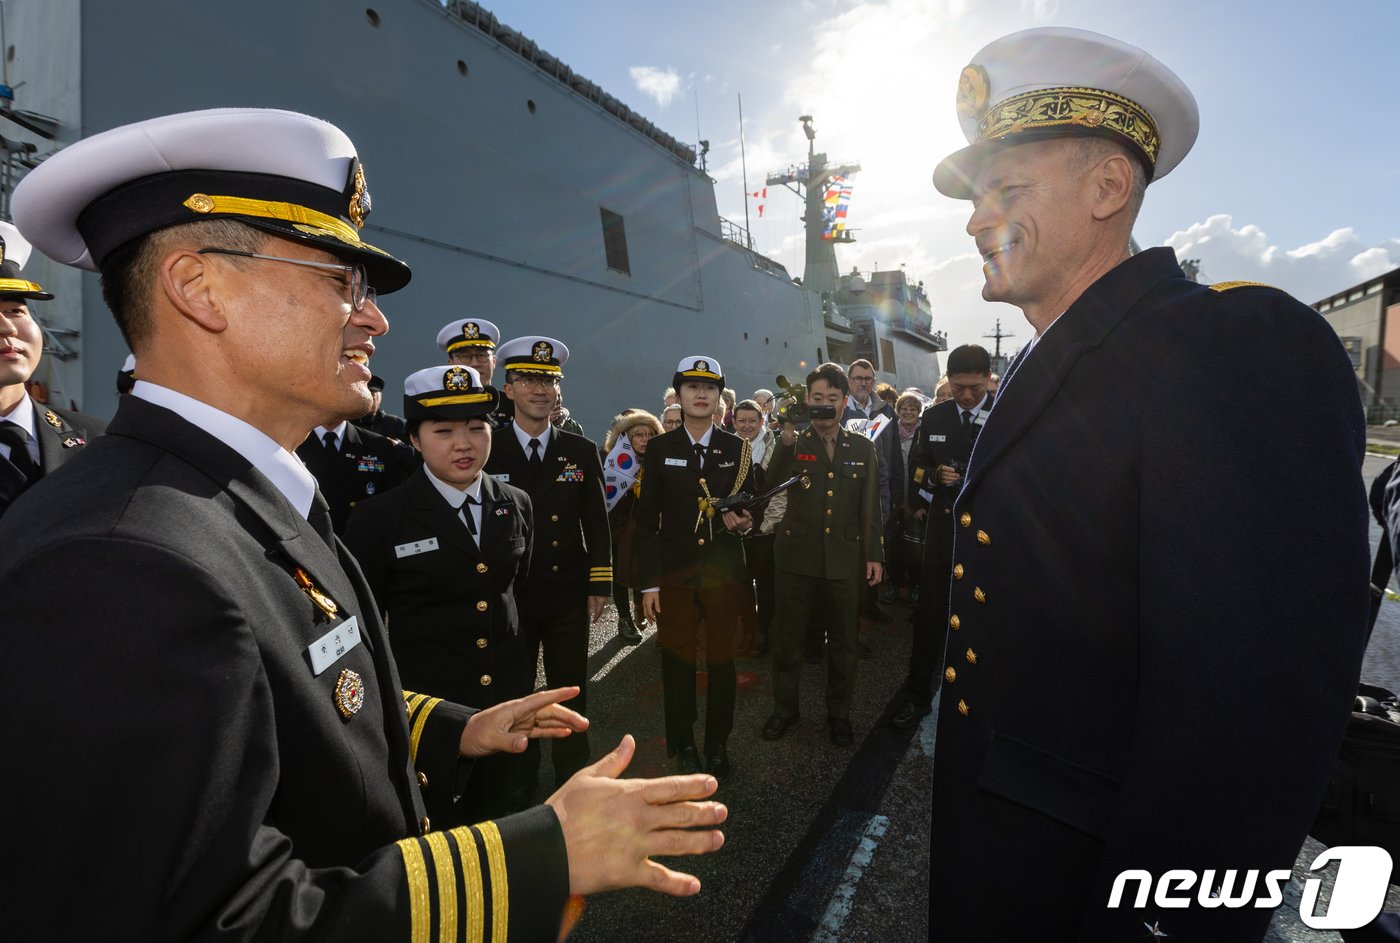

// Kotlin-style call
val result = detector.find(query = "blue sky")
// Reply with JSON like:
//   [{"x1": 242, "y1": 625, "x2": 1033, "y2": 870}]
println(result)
[{"x1": 489, "y1": 0, "x2": 1398, "y2": 350}]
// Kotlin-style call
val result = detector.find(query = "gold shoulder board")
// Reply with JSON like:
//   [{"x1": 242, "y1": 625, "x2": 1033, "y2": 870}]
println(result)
[{"x1": 1209, "y1": 280, "x2": 1274, "y2": 293}]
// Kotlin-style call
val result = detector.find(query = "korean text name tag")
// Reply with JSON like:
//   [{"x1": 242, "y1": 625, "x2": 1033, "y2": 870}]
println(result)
[
  {"x1": 308, "y1": 616, "x2": 362, "y2": 676},
  {"x1": 665, "y1": 457, "x2": 689, "y2": 467},
  {"x1": 395, "y1": 537, "x2": 440, "y2": 558}
]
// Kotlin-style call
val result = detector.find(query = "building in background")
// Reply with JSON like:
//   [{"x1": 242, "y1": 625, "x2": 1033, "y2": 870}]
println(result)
[{"x1": 1315, "y1": 266, "x2": 1400, "y2": 420}]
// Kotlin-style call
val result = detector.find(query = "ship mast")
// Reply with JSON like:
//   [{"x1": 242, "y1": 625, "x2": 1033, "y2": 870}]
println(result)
[{"x1": 766, "y1": 115, "x2": 859, "y2": 296}]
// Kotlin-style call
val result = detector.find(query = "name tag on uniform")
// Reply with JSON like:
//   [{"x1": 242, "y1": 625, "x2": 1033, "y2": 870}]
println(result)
[
  {"x1": 665, "y1": 457, "x2": 689, "y2": 467},
  {"x1": 928, "y1": 434, "x2": 947, "y2": 442},
  {"x1": 491, "y1": 473, "x2": 510, "y2": 483},
  {"x1": 395, "y1": 537, "x2": 440, "y2": 558},
  {"x1": 308, "y1": 616, "x2": 361, "y2": 676}
]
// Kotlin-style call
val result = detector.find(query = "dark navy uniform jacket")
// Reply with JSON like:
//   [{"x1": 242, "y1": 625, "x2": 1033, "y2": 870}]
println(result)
[
  {"x1": 485, "y1": 423, "x2": 611, "y2": 598},
  {"x1": 634, "y1": 425, "x2": 759, "y2": 589},
  {"x1": 929, "y1": 248, "x2": 1370, "y2": 942},
  {"x1": 0, "y1": 396, "x2": 568, "y2": 942},
  {"x1": 346, "y1": 467, "x2": 535, "y2": 708},
  {"x1": 0, "y1": 400, "x2": 105, "y2": 519},
  {"x1": 296, "y1": 421, "x2": 410, "y2": 534}
]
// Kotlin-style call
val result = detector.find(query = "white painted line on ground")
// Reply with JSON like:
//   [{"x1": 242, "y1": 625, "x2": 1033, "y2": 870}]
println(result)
[
  {"x1": 590, "y1": 629, "x2": 655, "y2": 682},
  {"x1": 812, "y1": 814, "x2": 890, "y2": 943}
]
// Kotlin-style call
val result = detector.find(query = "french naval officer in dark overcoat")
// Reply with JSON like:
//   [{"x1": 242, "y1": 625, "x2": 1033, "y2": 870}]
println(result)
[
  {"x1": 0, "y1": 106, "x2": 726, "y2": 941},
  {"x1": 346, "y1": 364, "x2": 536, "y2": 822},
  {"x1": 926, "y1": 28, "x2": 1369, "y2": 942}
]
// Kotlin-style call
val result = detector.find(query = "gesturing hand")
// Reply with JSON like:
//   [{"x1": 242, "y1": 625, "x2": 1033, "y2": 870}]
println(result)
[
  {"x1": 458, "y1": 686, "x2": 588, "y2": 758},
  {"x1": 545, "y1": 735, "x2": 727, "y2": 897}
]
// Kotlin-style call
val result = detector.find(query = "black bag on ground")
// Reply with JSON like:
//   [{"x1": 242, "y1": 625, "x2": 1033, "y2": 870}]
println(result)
[{"x1": 1312, "y1": 683, "x2": 1400, "y2": 867}]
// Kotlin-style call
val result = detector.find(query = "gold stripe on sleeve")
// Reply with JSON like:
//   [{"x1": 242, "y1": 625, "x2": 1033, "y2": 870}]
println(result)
[
  {"x1": 424, "y1": 831, "x2": 459, "y2": 943},
  {"x1": 452, "y1": 826, "x2": 487, "y2": 943},
  {"x1": 397, "y1": 837, "x2": 432, "y2": 943},
  {"x1": 477, "y1": 821, "x2": 510, "y2": 943},
  {"x1": 405, "y1": 692, "x2": 429, "y2": 722},
  {"x1": 409, "y1": 697, "x2": 443, "y2": 761}
]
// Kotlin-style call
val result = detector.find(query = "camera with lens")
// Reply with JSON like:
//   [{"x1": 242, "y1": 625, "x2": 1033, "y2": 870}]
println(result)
[
  {"x1": 945, "y1": 459, "x2": 968, "y2": 480},
  {"x1": 773, "y1": 373, "x2": 837, "y2": 424}
]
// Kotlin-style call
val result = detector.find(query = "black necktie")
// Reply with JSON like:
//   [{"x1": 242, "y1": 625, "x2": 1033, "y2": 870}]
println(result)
[
  {"x1": 322, "y1": 430, "x2": 338, "y2": 453},
  {"x1": 962, "y1": 410, "x2": 972, "y2": 430},
  {"x1": 693, "y1": 442, "x2": 706, "y2": 471},
  {"x1": 528, "y1": 437, "x2": 542, "y2": 468},
  {"x1": 462, "y1": 494, "x2": 479, "y2": 537},
  {"x1": 307, "y1": 491, "x2": 337, "y2": 551},
  {"x1": 0, "y1": 421, "x2": 39, "y2": 483}
]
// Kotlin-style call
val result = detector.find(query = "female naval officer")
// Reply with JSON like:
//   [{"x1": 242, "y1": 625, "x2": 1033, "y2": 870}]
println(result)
[{"x1": 345, "y1": 364, "x2": 536, "y2": 823}]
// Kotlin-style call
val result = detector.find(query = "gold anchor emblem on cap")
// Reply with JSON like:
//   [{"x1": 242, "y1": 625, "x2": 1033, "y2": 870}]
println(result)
[
  {"x1": 292, "y1": 567, "x2": 339, "y2": 620},
  {"x1": 464, "y1": 321, "x2": 480, "y2": 339},
  {"x1": 335, "y1": 668, "x2": 365, "y2": 718},
  {"x1": 695, "y1": 359, "x2": 709, "y2": 372},
  {"x1": 444, "y1": 366, "x2": 471, "y2": 391},
  {"x1": 957, "y1": 64, "x2": 990, "y2": 119},
  {"x1": 348, "y1": 162, "x2": 370, "y2": 229},
  {"x1": 533, "y1": 341, "x2": 553, "y2": 362}
]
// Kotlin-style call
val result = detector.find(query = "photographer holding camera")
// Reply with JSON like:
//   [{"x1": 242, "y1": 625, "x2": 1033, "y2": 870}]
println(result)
[
  {"x1": 889, "y1": 344, "x2": 993, "y2": 731},
  {"x1": 762, "y1": 363, "x2": 884, "y2": 747}
]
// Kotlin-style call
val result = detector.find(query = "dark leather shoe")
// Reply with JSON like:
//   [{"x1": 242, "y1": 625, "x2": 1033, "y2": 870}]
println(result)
[
  {"x1": 676, "y1": 744, "x2": 702, "y2": 774},
  {"x1": 706, "y1": 743, "x2": 731, "y2": 779},
  {"x1": 828, "y1": 717, "x2": 854, "y2": 746},
  {"x1": 888, "y1": 700, "x2": 931, "y2": 731},
  {"x1": 617, "y1": 621, "x2": 643, "y2": 644},
  {"x1": 761, "y1": 713, "x2": 799, "y2": 741}
]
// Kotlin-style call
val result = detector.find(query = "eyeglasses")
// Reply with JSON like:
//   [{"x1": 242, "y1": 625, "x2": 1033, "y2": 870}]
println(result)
[
  {"x1": 450, "y1": 350, "x2": 494, "y2": 365},
  {"x1": 509, "y1": 374, "x2": 560, "y2": 390},
  {"x1": 198, "y1": 248, "x2": 376, "y2": 311}
]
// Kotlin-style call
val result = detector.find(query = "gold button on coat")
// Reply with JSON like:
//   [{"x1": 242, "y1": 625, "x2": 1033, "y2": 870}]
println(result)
[
  {"x1": 420, "y1": 816, "x2": 431, "y2": 832},
  {"x1": 976, "y1": 530, "x2": 990, "y2": 545},
  {"x1": 974, "y1": 587, "x2": 986, "y2": 603},
  {"x1": 966, "y1": 648, "x2": 977, "y2": 664},
  {"x1": 475, "y1": 601, "x2": 488, "y2": 611},
  {"x1": 698, "y1": 538, "x2": 706, "y2": 545},
  {"x1": 550, "y1": 514, "x2": 559, "y2": 522},
  {"x1": 949, "y1": 614, "x2": 960, "y2": 630},
  {"x1": 551, "y1": 540, "x2": 559, "y2": 547},
  {"x1": 826, "y1": 508, "x2": 833, "y2": 516},
  {"x1": 945, "y1": 667, "x2": 956, "y2": 683},
  {"x1": 952, "y1": 563, "x2": 964, "y2": 580},
  {"x1": 480, "y1": 675, "x2": 492, "y2": 686},
  {"x1": 957, "y1": 700, "x2": 969, "y2": 717},
  {"x1": 826, "y1": 490, "x2": 834, "y2": 497},
  {"x1": 827, "y1": 471, "x2": 835, "y2": 479},
  {"x1": 824, "y1": 527, "x2": 831, "y2": 534},
  {"x1": 551, "y1": 565, "x2": 560, "y2": 572},
  {"x1": 476, "y1": 638, "x2": 488, "y2": 649},
  {"x1": 476, "y1": 562, "x2": 488, "y2": 573},
  {"x1": 960, "y1": 512, "x2": 971, "y2": 527},
  {"x1": 417, "y1": 771, "x2": 429, "y2": 787}
]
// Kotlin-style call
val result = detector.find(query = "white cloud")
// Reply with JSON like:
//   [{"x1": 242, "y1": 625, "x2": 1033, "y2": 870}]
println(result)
[
  {"x1": 628, "y1": 65, "x2": 682, "y2": 108},
  {"x1": 1164, "y1": 214, "x2": 1399, "y2": 304}
]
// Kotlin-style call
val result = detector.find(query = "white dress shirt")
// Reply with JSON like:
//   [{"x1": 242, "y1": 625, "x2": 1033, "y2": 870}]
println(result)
[
  {"x1": 313, "y1": 421, "x2": 348, "y2": 452},
  {"x1": 132, "y1": 381, "x2": 318, "y2": 519},
  {"x1": 424, "y1": 466, "x2": 484, "y2": 538}
]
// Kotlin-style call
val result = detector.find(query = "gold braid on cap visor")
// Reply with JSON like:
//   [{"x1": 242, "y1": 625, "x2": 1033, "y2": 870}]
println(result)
[
  {"x1": 446, "y1": 338, "x2": 496, "y2": 354},
  {"x1": 182, "y1": 193, "x2": 391, "y2": 256},
  {"x1": 975, "y1": 87, "x2": 1160, "y2": 167},
  {"x1": 0, "y1": 279, "x2": 46, "y2": 294},
  {"x1": 417, "y1": 392, "x2": 493, "y2": 407}
]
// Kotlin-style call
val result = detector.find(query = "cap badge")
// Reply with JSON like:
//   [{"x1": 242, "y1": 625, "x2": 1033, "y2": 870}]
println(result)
[
  {"x1": 533, "y1": 341, "x2": 554, "y2": 363},
  {"x1": 348, "y1": 161, "x2": 371, "y2": 230},
  {"x1": 0, "y1": 236, "x2": 7, "y2": 265},
  {"x1": 444, "y1": 365, "x2": 472, "y2": 391},
  {"x1": 334, "y1": 668, "x2": 365, "y2": 718},
  {"x1": 695, "y1": 359, "x2": 709, "y2": 372},
  {"x1": 464, "y1": 321, "x2": 480, "y2": 339},
  {"x1": 186, "y1": 193, "x2": 216, "y2": 214},
  {"x1": 957, "y1": 65, "x2": 991, "y2": 120},
  {"x1": 43, "y1": 409, "x2": 62, "y2": 429}
]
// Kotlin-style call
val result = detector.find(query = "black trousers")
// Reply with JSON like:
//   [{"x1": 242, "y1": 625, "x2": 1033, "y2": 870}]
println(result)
[
  {"x1": 521, "y1": 591, "x2": 591, "y2": 786},
  {"x1": 612, "y1": 583, "x2": 642, "y2": 625},
  {"x1": 905, "y1": 508, "x2": 955, "y2": 705},
  {"x1": 772, "y1": 570, "x2": 861, "y2": 719},
  {"x1": 745, "y1": 534, "x2": 776, "y2": 642},
  {"x1": 657, "y1": 585, "x2": 739, "y2": 755}
]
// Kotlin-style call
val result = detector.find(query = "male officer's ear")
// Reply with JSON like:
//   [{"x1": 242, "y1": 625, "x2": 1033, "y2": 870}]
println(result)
[{"x1": 161, "y1": 248, "x2": 230, "y2": 335}]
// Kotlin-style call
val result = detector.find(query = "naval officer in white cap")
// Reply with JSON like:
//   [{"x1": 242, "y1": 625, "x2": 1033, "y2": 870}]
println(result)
[
  {"x1": 0, "y1": 107, "x2": 726, "y2": 942},
  {"x1": 926, "y1": 28, "x2": 1368, "y2": 941}
]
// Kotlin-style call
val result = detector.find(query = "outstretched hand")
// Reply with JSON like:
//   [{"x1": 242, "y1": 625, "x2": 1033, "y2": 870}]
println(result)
[
  {"x1": 545, "y1": 735, "x2": 727, "y2": 897},
  {"x1": 458, "y1": 686, "x2": 588, "y2": 758}
]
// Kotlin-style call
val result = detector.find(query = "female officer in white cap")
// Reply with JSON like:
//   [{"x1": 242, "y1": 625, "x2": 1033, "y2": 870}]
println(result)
[{"x1": 345, "y1": 365, "x2": 536, "y2": 823}]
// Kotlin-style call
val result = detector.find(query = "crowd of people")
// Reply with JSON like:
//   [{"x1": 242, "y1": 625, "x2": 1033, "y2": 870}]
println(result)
[{"x1": 0, "y1": 20, "x2": 1384, "y2": 943}]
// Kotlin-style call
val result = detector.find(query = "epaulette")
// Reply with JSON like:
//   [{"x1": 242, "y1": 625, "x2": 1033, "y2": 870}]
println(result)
[{"x1": 1209, "y1": 280, "x2": 1274, "y2": 293}]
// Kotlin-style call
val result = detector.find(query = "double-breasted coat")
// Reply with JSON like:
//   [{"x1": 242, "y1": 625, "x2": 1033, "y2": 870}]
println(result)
[
  {"x1": 0, "y1": 395, "x2": 568, "y2": 941},
  {"x1": 928, "y1": 248, "x2": 1370, "y2": 941},
  {"x1": 296, "y1": 422, "x2": 410, "y2": 534}
]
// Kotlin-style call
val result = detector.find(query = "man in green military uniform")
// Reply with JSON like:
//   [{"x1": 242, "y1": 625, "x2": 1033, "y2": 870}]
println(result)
[{"x1": 761, "y1": 362, "x2": 884, "y2": 747}]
